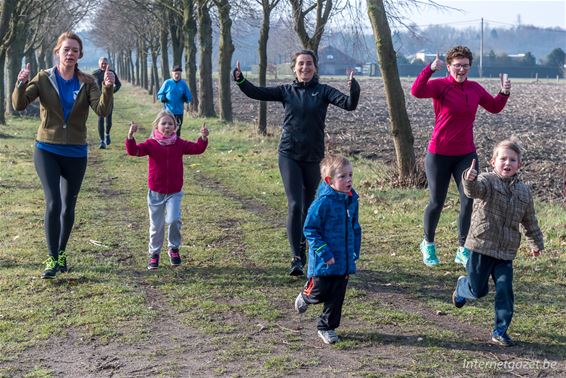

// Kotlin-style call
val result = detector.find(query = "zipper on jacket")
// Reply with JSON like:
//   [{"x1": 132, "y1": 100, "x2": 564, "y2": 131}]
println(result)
[{"x1": 344, "y1": 198, "x2": 349, "y2": 276}]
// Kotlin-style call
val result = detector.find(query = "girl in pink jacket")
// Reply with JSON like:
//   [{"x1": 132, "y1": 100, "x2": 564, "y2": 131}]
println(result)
[{"x1": 126, "y1": 110, "x2": 208, "y2": 270}]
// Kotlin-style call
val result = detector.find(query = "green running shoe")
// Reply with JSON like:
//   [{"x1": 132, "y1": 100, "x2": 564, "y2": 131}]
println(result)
[
  {"x1": 58, "y1": 251, "x2": 68, "y2": 273},
  {"x1": 41, "y1": 256, "x2": 59, "y2": 279}
]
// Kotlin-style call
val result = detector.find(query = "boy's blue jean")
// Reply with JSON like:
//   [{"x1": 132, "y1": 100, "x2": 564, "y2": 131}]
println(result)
[
  {"x1": 147, "y1": 190, "x2": 183, "y2": 255},
  {"x1": 456, "y1": 252, "x2": 514, "y2": 335}
]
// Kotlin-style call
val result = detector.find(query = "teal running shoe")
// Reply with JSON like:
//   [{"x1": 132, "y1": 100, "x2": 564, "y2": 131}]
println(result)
[
  {"x1": 454, "y1": 246, "x2": 470, "y2": 267},
  {"x1": 420, "y1": 239, "x2": 440, "y2": 267}
]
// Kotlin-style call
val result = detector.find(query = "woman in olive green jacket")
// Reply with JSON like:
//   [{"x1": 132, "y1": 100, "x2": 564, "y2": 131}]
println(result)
[{"x1": 12, "y1": 31, "x2": 115, "y2": 278}]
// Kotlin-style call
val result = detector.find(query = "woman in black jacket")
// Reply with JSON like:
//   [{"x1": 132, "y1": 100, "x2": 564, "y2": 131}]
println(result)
[{"x1": 233, "y1": 50, "x2": 360, "y2": 276}]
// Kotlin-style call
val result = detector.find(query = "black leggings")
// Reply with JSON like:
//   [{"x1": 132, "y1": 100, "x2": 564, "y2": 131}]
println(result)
[
  {"x1": 423, "y1": 151, "x2": 478, "y2": 246},
  {"x1": 34, "y1": 146, "x2": 87, "y2": 258},
  {"x1": 174, "y1": 113, "x2": 184, "y2": 137},
  {"x1": 278, "y1": 154, "x2": 321, "y2": 261}
]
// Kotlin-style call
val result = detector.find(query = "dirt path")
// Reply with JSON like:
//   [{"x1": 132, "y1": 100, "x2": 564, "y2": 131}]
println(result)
[{"x1": 13, "y1": 154, "x2": 563, "y2": 377}]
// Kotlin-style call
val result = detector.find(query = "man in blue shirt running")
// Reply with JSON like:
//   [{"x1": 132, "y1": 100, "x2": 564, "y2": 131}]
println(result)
[{"x1": 156, "y1": 65, "x2": 192, "y2": 136}]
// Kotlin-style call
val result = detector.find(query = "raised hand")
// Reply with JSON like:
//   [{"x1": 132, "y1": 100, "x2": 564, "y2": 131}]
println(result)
[
  {"x1": 465, "y1": 159, "x2": 477, "y2": 181},
  {"x1": 500, "y1": 73, "x2": 511, "y2": 94},
  {"x1": 348, "y1": 69, "x2": 354, "y2": 87},
  {"x1": 17, "y1": 63, "x2": 31, "y2": 83},
  {"x1": 128, "y1": 121, "x2": 138, "y2": 139},
  {"x1": 104, "y1": 65, "x2": 115, "y2": 88},
  {"x1": 200, "y1": 122, "x2": 209, "y2": 140},
  {"x1": 233, "y1": 60, "x2": 243, "y2": 81},
  {"x1": 430, "y1": 52, "x2": 444, "y2": 72}
]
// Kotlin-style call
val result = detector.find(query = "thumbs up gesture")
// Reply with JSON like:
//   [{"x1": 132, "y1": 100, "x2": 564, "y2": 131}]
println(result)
[
  {"x1": 430, "y1": 52, "x2": 444, "y2": 72},
  {"x1": 347, "y1": 69, "x2": 355, "y2": 87},
  {"x1": 103, "y1": 64, "x2": 115, "y2": 88},
  {"x1": 17, "y1": 63, "x2": 31, "y2": 83},
  {"x1": 233, "y1": 60, "x2": 243, "y2": 81},
  {"x1": 465, "y1": 159, "x2": 478, "y2": 181}
]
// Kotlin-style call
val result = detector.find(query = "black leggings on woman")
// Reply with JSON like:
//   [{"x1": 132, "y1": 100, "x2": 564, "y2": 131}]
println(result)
[
  {"x1": 34, "y1": 146, "x2": 87, "y2": 259},
  {"x1": 278, "y1": 154, "x2": 321, "y2": 262},
  {"x1": 424, "y1": 151, "x2": 478, "y2": 247}
]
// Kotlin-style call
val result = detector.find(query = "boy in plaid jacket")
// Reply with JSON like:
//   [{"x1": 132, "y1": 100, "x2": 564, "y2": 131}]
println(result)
[{"x1": 452, "y1": 139, "x2": 544, "y2": 347}]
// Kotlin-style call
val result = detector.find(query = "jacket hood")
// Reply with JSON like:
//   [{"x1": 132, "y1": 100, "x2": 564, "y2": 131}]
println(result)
[{"x1": 316, "y1": 180, "x2": 359, "y2": 201}]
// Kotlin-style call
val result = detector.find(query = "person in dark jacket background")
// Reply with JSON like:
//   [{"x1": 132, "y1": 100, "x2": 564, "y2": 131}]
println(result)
[
  {"x1": 294, "y1": 155, "x2": 361, "y2": 344},
  {"x1": 233, "y1": 50, "x2": 360, "y2": 276},
  {"x1": 92, "y1": 57, "x2": 121, "y2": 149}
]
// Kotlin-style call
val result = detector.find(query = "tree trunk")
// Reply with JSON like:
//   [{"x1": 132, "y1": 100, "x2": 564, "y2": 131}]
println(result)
[
  {"x1": 183, "y1": 0, "x2": 198, "y2": 112},
  {"x1": 197, "y1": 0, "x2": 215, "y2": 117},
  {"x1": 216, "y1": 0, "x2": 234, "y2": 122},
  {"x1": 150, "y1": 48, "x2": 159, "y2": 96},
  {"x1": 366, "y1": 0, "x2": 416, "y2": 182},
  {"x1": 160, "y1": 8, "x2": 171, "y2": 81},
  {"x1": 169, "y1": 7, "x2": 184, "y2": 67},
  {"x1": 257, "y1": 2, "x2": 272, "y2": 135},
  {"x1": 0, "y1": 49, "x2": 6, "y2": 124},
  {"x1": 6, "y1": 23, "x2": 27, "y2": 115}
]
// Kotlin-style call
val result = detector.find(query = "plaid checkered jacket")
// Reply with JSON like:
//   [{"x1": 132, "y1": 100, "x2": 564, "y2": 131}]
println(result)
[{"x1": 463, "y1": 171, "x2": 544, "y2": 260}]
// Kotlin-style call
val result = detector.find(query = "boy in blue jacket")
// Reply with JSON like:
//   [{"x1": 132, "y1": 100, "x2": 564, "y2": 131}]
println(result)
[{"x1": 294, "y1": 155, "x2": 362, "y2": 344}]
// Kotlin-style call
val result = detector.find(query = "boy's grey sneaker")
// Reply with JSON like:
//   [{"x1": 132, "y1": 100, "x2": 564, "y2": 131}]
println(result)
[
  {"x1": 452, "y1": 275, "x2": 467, "y2": 308},
  {"x1": 318, "y1": 329, "x2": 340, "y2": 344},
  {"x1": 454, "y1": 246, "x2": 470, "y2": 267},
  {"x1": 99, "y1": 141, "x2": 106, "y2": 149},
  {"x1": 41, "y1": 256, "x2": 59, "y2": 279},
  {"x1": 491, "y1": 332, "x2": 514, "y2": 347},
  {"x1": 420, "y1": 239, "x2": 440, "y2": 267},
  {"x1": 295, "y1": 293, "x2": 308, "y2": 313}
]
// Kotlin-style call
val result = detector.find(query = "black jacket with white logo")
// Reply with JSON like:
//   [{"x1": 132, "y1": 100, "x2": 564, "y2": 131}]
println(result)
[{"x1": 237, "y1": 77, "x2": 360, "y2": 162}]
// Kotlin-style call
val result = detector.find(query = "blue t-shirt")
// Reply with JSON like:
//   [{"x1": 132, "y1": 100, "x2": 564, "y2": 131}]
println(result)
[
  {"x1": 36, "y1": 141, "x2": 88, "y2": 158},
  {"x1": 54, "y1": 67, "x2": 81, "y2": 122}
]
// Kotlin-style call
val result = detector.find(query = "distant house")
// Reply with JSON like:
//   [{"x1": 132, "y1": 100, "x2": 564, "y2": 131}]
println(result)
[{"x1": 317, "y1": 45, "x2": 362, "y2": 75}]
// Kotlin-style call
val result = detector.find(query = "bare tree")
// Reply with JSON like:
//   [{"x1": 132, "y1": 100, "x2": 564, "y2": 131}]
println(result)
[
  {"x1": 256, "y1": 0, "x2": 281, "y2": 134},
  {"x1": 182, "y1": 0, "x2": 199, "y2": 111},
  {"x1": 288, "y1": 0, "x2": 334, "y2": 54},
  {"x1": 213, "y1": 0, "x2": 235, "y2": 122},
  {"x1": 197, "y1": 0, "x2": 215, "y2": 117},
  {"x1": 367, "y1": 0, "x2": 415, "y2": 181}
]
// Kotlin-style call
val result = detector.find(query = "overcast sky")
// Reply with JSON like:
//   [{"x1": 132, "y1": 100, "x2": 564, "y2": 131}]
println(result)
[{"x1": 399, "y1": 0, "x2": 566, "y2": 30}]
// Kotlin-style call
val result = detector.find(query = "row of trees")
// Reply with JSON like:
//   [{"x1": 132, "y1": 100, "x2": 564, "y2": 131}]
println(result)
[{"x1": 1, "y1": 0, "x2": 451, "y2": 182}]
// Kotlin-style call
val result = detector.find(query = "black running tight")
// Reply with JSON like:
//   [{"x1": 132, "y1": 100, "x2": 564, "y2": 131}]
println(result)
[
  {"x1": 34, "y1": 146, "x2": 87, "y2": 258},
  {"x1": 423, "y1": 151, "x2": 478, "y2": 246},
  {"x1": 278, "y1": 154, "x2": 321, "y2": 261}
]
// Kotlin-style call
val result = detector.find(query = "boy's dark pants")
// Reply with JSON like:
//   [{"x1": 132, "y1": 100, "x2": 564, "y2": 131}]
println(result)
[
  {"x1": 301, "y1": 275, "x2": 349, "y2": 331},
  {"x1": 457, "y1": 252, "x2": 514, "y2": 334}
]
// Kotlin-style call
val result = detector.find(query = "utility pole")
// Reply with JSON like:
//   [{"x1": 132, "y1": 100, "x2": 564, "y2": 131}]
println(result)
[{"x1": 479, "y1": 17, "x2": 484, "y2": 78}]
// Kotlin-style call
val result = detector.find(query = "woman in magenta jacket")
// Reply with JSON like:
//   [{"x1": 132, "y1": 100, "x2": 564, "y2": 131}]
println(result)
[{"x1": 411, "y1": 45, "x2": 511, "y2": 268}]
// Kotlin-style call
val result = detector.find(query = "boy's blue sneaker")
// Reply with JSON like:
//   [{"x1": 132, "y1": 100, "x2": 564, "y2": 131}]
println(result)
[
  {"x1": 491, "y1": 331, "x2": 514, "y2": 347},
  {"x1": 295, "y1": 293, "x2": 308, "y2": 313},
  {"x1": 420, "y1": 239, "x2": 440, "y2": 267},
  {"x1": 455, "y1": 246, "x2": 470, "y2": 267},
  {"x1": 318, "y1": 329, "x2": 340, "y2": 344}
]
